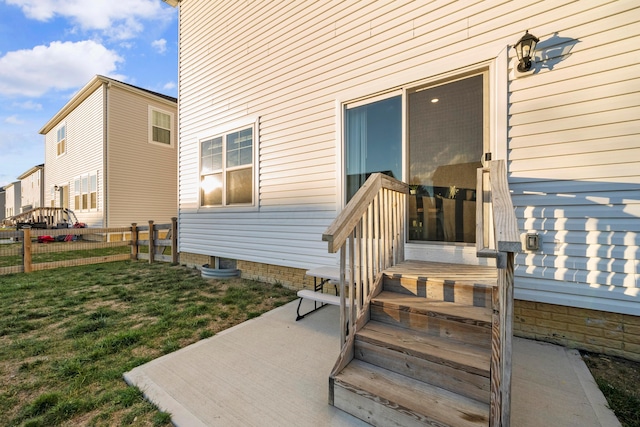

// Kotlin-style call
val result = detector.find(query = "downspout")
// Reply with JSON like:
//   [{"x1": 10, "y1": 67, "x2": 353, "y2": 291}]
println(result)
[{"x1": 103, "y1": 81, "x2": 109, "y2": 227}]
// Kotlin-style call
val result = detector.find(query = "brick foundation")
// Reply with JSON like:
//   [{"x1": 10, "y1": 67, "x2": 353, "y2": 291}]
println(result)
[
  {"x1": 238, "y1": 260, "x2": 313, "y2": 290},
  {"x1": 179, "y1": 253, "x2": 314, "y2": 290},
  {"x1": 179, "y1": 252, "x2": 213, "y2": 268},
  {"x1": 514, "y1": 300, "x2": 640, "y2": 362}
]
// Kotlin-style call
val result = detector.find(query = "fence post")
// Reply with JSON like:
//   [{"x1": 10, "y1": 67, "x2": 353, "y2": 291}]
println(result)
[
  {"x1": 131, "y1": 223, "x2": 138, "y2": 260},
  {"x1": 23, "y1": 228, "x2": 32, "y2": 273},
  {"x1": 148, "y1": 220, "x2": 155, "y2": 264},
  {"x1": 171, "y1": 217, "x2": 178, "y2": 265}
]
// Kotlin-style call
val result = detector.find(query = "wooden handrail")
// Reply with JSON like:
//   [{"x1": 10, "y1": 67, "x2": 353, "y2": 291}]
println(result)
[
  {"x1": 323, "y1": 173, "x2": 409, "y2": 253},
  {"x1": 489, "y1": 160, "x2": 521, "y2": 253},
  {"x1": 322, "y1": 173, "x2": 409, "y2": 345},
  {"x1": 4, "y1": 207, "x2": 78, "y2": 228},
  {"x1": 477, "y1": 159, "x2": 521, "y2": 427}
]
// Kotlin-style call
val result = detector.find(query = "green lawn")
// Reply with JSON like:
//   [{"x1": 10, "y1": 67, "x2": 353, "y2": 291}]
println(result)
[{"x1": 0, "y1": 261, "x2": 297, "y2": 426}]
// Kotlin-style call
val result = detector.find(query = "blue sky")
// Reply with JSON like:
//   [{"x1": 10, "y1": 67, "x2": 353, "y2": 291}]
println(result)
[{"x1": 0, "y1": 0, "x2": 178, "y2": 187}]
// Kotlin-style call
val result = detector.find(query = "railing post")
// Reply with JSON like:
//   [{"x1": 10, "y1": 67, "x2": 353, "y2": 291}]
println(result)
[
  {"x1": 501, "y1": 251, "x2": 514, "y2": 426},
  {"x1": 339, "y1": 246, "x2": 347, "y2": 344},
  {"x1": 171, "y1": 217, "x2": 178, "y2": 264},
  {"x1": 131, "y1": 223, "x2": 138, "y2": 260},
  {"x1": 23, "y1": 228, "x2": 32, "y2": 273},
  {"x1": 148, "y1": 220, "x2": 155, "y2": 264}
]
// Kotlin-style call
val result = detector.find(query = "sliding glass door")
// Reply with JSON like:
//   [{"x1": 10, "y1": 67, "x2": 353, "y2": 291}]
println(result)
[
  {"x1": 408, "y1": 73, "x2": 486, "y2": 244},
  {"x1": 343, "y1": 71, "x2": 488, "y2": 245}
]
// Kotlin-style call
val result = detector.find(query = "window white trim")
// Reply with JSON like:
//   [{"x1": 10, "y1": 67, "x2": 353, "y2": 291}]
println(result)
[
  {"x1": 490, "y1": 46, "x2": 509, "y2": 162},
  {"x1": 73, "y1": 171, "x2": 98, "y2": 212},
  {"x1": 148, "y1": 106, "x2": 175, "y2": 147},
  {"x1": 198, "y1": 117, "x2": 259, "y2": 211},
  {"x1": 56, "y1": 122, "x2": 67, "y2": 157}
]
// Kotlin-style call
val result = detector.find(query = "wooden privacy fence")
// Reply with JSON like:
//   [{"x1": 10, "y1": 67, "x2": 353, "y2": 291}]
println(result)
[{"x1": 0, "y1": 218, "x2": 177, "y2": 275}]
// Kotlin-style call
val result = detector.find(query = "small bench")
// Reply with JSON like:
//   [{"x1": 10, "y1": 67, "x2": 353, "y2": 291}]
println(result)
[{"x1": 296, "y1": 266, "x2": 349, "y2": 320}]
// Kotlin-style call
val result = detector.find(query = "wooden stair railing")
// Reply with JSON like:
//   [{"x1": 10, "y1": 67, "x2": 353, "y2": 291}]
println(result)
[
  {"x1": 476, "y1": 159, "x2": 521, "y2": 426},
  {"x1": 322, "y1": 173, "x2": 409, "y2": 345},
  {"x1": 4, "y1": 207, "x2": 78, "y2": 228},
  {"x1": 323, "y1": 162, "x2": 519, "y2": 427}
]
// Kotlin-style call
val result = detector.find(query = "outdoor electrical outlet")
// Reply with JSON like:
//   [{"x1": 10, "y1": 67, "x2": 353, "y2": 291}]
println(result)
[{"x1": 525, "y1": 233, "x2": 540, "y2": 251}]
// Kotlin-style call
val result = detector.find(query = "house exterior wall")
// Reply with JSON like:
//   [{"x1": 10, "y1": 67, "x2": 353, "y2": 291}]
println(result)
[
  {"x1": 175, "y1": 1, "x2": 639, "y2": 355},
  {"x1": 106, "y1": 84, "x2": 178, "y2": 227},
  {"x1": 18, "y1": 167, "x2": 44, "y2": 211},
  {"x1": 0, "y1": 189, "x2": 5, "y2": 221},
  {"x1": 177, "y1": 0, "x2": 516, "y2": 269},
  {"x1": 507, "y1": 3, "x2": 640, "y2": 317},
  {"x1": 4, "y1": 182, "x2": 20, "y2": 218},
  {"x1": 44, "y1": 85, "x2": 105, "y2": 227}
]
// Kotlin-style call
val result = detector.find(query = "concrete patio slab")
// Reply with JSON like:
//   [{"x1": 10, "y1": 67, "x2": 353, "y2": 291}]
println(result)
[{"x1": 124, "y1": 299, "x2": 620, "y2": 427}]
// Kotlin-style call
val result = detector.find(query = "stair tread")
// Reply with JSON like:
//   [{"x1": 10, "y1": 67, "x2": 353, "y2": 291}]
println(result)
[
  {"x1": 358, "y1": 320, "x2": 490, "y2": 376},
  {"x1": 373, "y1": 291, "x2": 492, "y2": 324},
  {"x1": 383, "y1": 260, "x2": 497, "y2": 286},
  {"x1": 334, "y1": 359, "x2": 489, "y2": 427}
]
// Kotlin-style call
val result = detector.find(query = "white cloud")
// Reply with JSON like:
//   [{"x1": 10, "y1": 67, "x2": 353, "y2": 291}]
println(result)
[
  {"x1": 0, "y1": 40, "x2": 124, "y2": 97},
  {"x1": 5, "y1": 0, "x2": 172, "y2": 40},
  {"x1": 163, "y1": 81, "x2": 176, "y2": 91},
  {"x1": 5, "y1": 115, "x2": 25, "y2": 125},
  {"x1": 152, "y1": 39, "x2": 167, "y2": 54},
  {"x1": 12, "y1": 100, "x2": 43, "y2": 111}
]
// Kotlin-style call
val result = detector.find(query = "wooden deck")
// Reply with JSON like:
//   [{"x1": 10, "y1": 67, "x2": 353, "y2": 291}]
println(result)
[{"x1": 383, "y1": 260, "x2": 498, "y2": 286}]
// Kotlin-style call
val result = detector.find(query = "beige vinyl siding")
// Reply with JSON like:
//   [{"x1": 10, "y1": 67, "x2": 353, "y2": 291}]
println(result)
[
  {"x1": 19, "y1": 169, "x2": 42, "y2": 210},
  {"x1": 106, "y1": 85, "x2": 177, "y2": 227},
  {"x1": 4, "y1": 183, "x2": 20, "y2": 218},
  {"x1": 178, "y1": 0, "x2": 640, "y2": 315},
  {"x1": 44, "y1": 87, "x2": 104, "y2": 227},
  {"x1": 508, "y1": 2, "x2": 640, "y2": 315}
]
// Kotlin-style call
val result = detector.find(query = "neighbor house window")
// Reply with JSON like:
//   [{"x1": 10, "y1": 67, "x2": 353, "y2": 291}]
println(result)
[
  {"x1": 74, "y1": 172, "x2": 97, "y2": 211},
  {"x1": 200, "y1": 126, "x2": 254, "y2": 207},
  {"x1": 56, "y1": 124, "x2": 66, "y2": 156},
  {"x1": 149, "y1": 107, "x2": 174, "y2": 146}
]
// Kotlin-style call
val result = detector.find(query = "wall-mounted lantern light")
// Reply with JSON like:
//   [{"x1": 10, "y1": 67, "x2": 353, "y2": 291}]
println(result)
[{"x1": 514, "y1": 30, "x2": 539, "y2": 72}]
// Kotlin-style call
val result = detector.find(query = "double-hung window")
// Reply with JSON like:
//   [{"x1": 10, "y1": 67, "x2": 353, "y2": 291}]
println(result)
[
  {"x1": 74, "y1": 172, "x2": 97, "y2": 211},
  {"x1": 56, "y1": 124, "x2": 66, "y2": 156},
  {"x1": 200, "y1": 126, "x2": 254, "y2": 207},
  {"x1": 149, "y1": 107, "x2": 174, "y2": 146}
]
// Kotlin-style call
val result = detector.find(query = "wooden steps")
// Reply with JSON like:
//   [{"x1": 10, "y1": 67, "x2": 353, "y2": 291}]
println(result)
[
  {"x1": 330, "y1": 262, "x2": 496, "y2": 426},
  {"x1": 332, "y1": 359, "x2": 490, "y2": 427},
  {"x1": 371, "y1": 292, "x2": 492, "y2": 348},
  {"x1": 355, "y1": 321, "x2": 491, "y2": 403}
]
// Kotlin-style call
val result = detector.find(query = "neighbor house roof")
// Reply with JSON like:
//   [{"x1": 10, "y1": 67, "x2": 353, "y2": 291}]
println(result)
[
  {"x1": 162, "y1": 0, "x2": 179, "y2": 6},
  {"x1": 39, "y1": 75, "x2": 177, "y2": 135},
  {"x1": 17, "y1": 164, "x2": 44, "y2": 180}
]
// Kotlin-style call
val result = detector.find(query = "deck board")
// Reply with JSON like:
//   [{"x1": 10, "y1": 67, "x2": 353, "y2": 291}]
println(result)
[{"x1": 383, "y1": 260, "x2": 498, "y2": 286}]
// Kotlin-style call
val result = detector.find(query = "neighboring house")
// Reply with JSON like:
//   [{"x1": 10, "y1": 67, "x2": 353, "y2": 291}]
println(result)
[
  {"x1": 39, "y1": 75, "x2": 177, "y2": 227},
  {"x1": 0, "y1": 187, "x2": 5, "y2": 222},
  {"x1": 165, "y1": 1, "x2": 639, "y2": 361},
  {"x1": 4, "y1": 181, "x2": 21, "y2": 219},
  {"x1": 17, "y1": 164, "x2": 44, "y2": 212}
]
